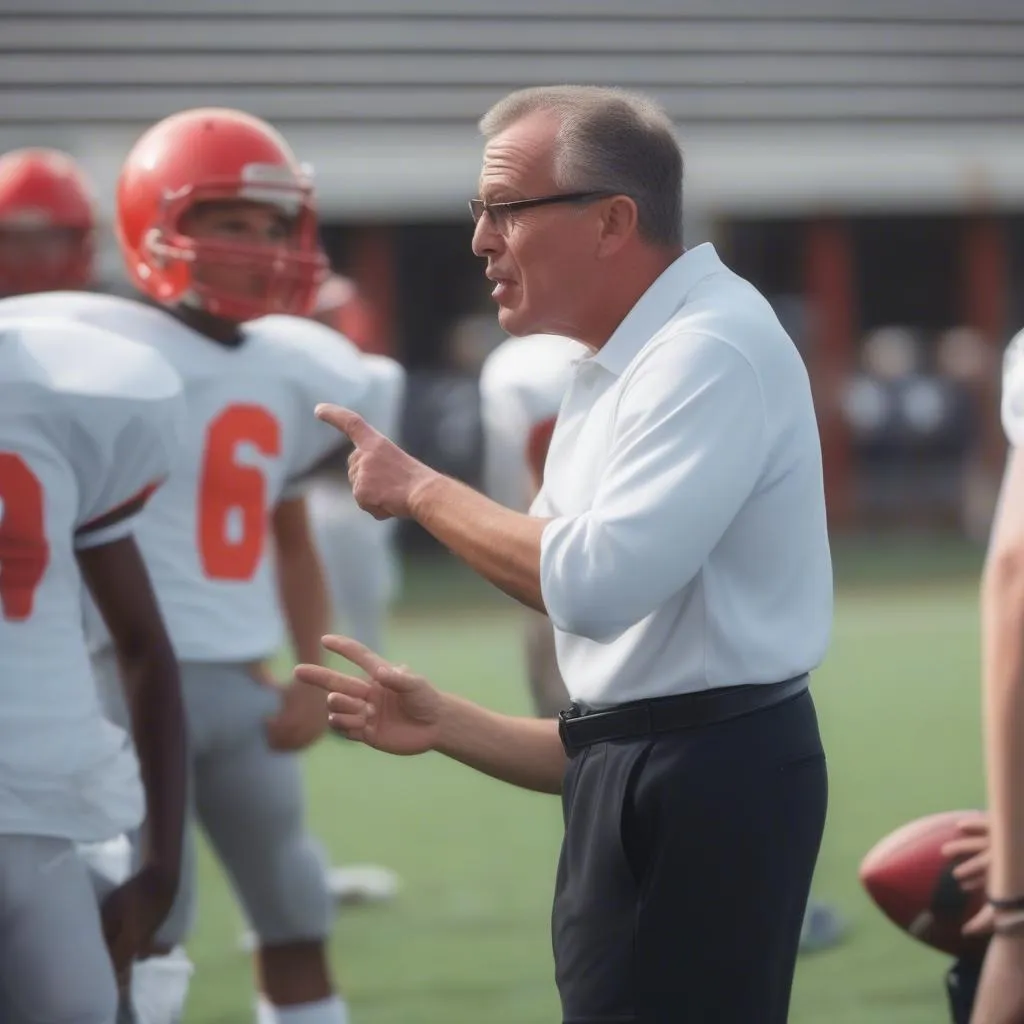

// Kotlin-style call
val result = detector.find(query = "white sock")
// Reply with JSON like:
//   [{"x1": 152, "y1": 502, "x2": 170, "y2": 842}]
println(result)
[{"x1": 256, "y1": 995, "x2": 349, "y2": 1024}]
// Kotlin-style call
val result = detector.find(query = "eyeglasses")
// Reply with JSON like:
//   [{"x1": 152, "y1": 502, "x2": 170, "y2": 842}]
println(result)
[{"x1": 468, "y1": 191, "x2": 614, "y2": 233}]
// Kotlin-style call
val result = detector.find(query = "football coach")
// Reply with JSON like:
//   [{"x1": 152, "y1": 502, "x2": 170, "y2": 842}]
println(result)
[{"x1": 298, "y1": 85, "x2": 833, "y2": 1023}]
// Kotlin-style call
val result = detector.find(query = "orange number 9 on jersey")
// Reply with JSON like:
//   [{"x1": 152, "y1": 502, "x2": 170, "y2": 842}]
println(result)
[
  {"x1": 198, "y1": 405, "x2": 281, "y2": 581},
  {"x1": 0, "y1": 453, "x2": 50, "y2": 622}
]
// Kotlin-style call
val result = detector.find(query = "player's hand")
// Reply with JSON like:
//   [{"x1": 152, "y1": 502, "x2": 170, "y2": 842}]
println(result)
[
  {"x1": 264, "y1": 678, "x2": 329, "y2": 751},
  {"x1": 100, "y1": 864, "x2": 177, "y2": 981},
  {"x1": 247, "y1": 660, "x2": 279, "y2": 690},
  {"x1": 295, "y1": 635, "x2": 442, "y2": 755},
  {"x1": 970, "y1": 931, "x2": 1024, "y2": 1023},
  {"x1": 943, "y1": 813, "x2": 991, "y2": 893},
  {"x1": 964, "y1": 903, "x2": 996, "y2": 937},
  {"x1": 314, "y1": 405, "x2": 437, "y2": 520}
]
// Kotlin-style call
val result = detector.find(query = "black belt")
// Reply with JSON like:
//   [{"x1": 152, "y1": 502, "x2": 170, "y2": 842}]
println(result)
[{"x1": 557, "y1": 675, "x2": 809, "y2": 757}]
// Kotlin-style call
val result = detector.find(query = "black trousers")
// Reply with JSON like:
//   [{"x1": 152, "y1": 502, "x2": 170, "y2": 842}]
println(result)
[
  {"x1": 947, "y1": 954, "x2": 986, "y2": 1024},
  {"x1": 552, "y1": 689, "x2": 827, "y2": 1023}
]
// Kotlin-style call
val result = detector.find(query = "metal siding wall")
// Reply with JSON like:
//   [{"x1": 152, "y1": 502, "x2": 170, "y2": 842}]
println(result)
[
  {"x1": 4, "y1": 1, "x2": 1023, "y2": 217},
  {"x1": 2, "y1": 3, "x2": 1023, "y2": 129}
]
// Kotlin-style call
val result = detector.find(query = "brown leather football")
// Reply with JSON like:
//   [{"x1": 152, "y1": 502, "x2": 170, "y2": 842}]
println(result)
[{"x1": 860, "y1": 810, "x2": 989, "y2": 958}]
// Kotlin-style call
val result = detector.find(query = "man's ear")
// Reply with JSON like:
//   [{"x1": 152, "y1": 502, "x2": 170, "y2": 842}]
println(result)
[{"x1": 595, "y1": 195, "x2": 639, "y2": 259}]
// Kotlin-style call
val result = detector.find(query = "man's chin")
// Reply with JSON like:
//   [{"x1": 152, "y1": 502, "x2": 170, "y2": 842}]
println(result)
[{"x1": 496, "y1": 304, "x2": 536, "y2": 337}]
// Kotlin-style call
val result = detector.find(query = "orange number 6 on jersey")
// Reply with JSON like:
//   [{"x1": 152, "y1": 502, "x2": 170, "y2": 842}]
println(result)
[
  {"x1": 0, "y1": 453, "x2": 50, "y2": 622},
  {"x1": 198, "y1": 405, "x2": 281, "y2": 581}
]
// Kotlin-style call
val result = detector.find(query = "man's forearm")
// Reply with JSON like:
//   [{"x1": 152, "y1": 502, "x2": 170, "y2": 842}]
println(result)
[
  {"x1": 410, "y1": 473, "x2": 548, "y2": 612},
  {"x1": 435, "y1": 692, "x2": 566, "y2": 794},
  {"x1": 118, "y1": 640, "x2": 186, "y2": 877},
  {"x1": 981, "y1": 558, "x2": 1024, "y2": 897}
]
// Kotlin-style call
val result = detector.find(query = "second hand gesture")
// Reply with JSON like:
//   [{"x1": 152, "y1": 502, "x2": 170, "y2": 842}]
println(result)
[{"x1": 294, "y1": 635, "x2": 442, "y2": 755}]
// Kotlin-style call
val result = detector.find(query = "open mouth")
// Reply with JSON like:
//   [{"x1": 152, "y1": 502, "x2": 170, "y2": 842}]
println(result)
[{"x1": 487, "y1": 273, "x2": 517, "y2": 302}]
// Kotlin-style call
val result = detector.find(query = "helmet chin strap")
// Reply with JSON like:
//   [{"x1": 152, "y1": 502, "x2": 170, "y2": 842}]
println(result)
[
  {"x1": 179, "y1": 284, "x2": 264, "y2": 322},
  {"x1": 178, "y1": 286, "x2": 242, "y2": 320}
]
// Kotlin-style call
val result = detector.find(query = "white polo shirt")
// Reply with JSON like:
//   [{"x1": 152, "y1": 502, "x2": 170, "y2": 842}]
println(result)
[{"x1": 533, "y1": 243, "x2": 833, "y2": 708}]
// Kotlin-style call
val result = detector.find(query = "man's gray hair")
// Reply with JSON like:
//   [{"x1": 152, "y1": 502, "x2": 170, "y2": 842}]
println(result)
[{"x1": 479, "y1": 85, "x2": 683, "y2": 249}]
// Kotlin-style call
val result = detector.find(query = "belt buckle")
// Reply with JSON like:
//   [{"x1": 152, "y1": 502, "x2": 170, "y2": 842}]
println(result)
[{"x1": 558, "y1": 701, "x2": 582, "y2": 756}]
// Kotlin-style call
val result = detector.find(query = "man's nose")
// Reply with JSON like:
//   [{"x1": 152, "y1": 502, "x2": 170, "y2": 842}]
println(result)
[{"x1": 471, "y1": 212, "x2": 502, "y2": 258}]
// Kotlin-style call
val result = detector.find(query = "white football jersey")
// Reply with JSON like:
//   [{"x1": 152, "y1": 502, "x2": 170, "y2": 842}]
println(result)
[
  {"x1": 1002, "y1": 329, "x2": 1024, "y2": 446},
  {"x1": 0, "y1": 292, "x2": 378, "y2": 662},
  {"x1": 478, "y1": 334, "x2": 588, "y2": 511},
  {"x1": 361, "y1": 353, "x2": 406, "y2": 447},
  {"x1": 0, "y1": 315, "x2": 184, "y2": 842},
  {"x1": 306, "y1": 352, "x2": 406, "y2": 646}
]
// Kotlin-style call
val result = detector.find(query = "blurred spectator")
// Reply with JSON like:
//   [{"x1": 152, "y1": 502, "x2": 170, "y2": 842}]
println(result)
[
  {"x1": 842, "y1": 323, "x2": 994, "y2": 535},
  {"x1": 842, "y1": 327, "x2": 919, "y2": 529},
  {"x1": 937, "y1": 327, "x2": 1002, "y2": 542},
  {"x1": 937, "y1": 327, "x2": 993, "y2": 387},
  {"x1": 862, "y1": 325, "x2": 923, "y2": 381}
]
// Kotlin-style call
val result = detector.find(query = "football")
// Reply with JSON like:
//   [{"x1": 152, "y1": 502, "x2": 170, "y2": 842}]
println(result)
[{"x1": 859, "y1": 810, "x2": 989, "y2": 958}]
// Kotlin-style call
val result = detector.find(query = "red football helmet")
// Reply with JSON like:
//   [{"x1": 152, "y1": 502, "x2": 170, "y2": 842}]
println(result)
[
  {"x1": 0, "y1": 148, "x2": 97, "y2": 295},
  {"x1": 116, "y1": 108, "x2": 327, "y2": 322}
]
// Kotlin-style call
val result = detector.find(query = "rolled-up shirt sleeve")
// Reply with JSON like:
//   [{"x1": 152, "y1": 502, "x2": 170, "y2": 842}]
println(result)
[{"x1": 540, "y1": 333, "x2": 768, "y2": 642}]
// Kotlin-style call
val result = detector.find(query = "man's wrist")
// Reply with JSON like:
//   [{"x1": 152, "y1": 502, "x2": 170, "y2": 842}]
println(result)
[
  {"x1": 138, "y1": 857, "x2": 180, "y2": 900},
  {"x1": 433, "y1": 690, "x2": 463, "y2": 758},
  {"x1": 989, "y1": 893, "x2": 1024, "y2": 911},
  {"x1": 407, "y1": 468, "x2": 446, "y2": 521},
  {"x1": 994, "y1": 915, "x2": 1024, "y2": 938}
]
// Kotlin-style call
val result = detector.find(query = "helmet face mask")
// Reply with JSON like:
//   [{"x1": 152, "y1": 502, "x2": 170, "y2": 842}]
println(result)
[
  {"x1": 0, "y1": 148, "x2": 96, "y2": 296},
  {"x1": 145, "y1": 185, "x2": 325, "y2": 323},
  {"x1": 0, "y1": 225, "x2": 93, "y2": 296},
  {"x1": 117, "y1": 109, "x2": 328, "y2": 324}
]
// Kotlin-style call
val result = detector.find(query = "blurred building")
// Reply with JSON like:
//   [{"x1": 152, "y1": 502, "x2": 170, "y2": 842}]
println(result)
[{"x1": 3, "y1": 0, "x2": 1024, "y2": 531}]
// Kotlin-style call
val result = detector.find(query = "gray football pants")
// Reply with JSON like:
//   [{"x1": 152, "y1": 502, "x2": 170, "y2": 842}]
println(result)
[
  {"x1": 91, "y1": 652, "x2": 332, "y2": 948},
  {"x1": 0, "y1": 834, "x2": 119, "y2": 1024}
]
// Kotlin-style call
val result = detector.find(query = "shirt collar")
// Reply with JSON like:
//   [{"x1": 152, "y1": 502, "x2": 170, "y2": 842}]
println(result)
[{"x1": 589, "y1": 243, "x2": 724, "y2": 376}]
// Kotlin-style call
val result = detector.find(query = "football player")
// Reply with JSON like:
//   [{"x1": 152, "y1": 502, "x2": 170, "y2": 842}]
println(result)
[
  {"x1": 0, "y1": 315, "x2": 186, "y2": 1022},
  {"x1": 306, "y1": 275, "x2": 405, "y2": 657},
  {"x1": 280, "y1": 275, "x2": 405, "y2": 932},
  {"x1": 0, "y1": 107, "x2": 398, "y2": 1024},
  {"x1": 478, "y1": 333, "x2": 585, "y2": 718},
  {"x1": 0, "y1": 147, "x2": 97, "y2": 297},
  {"x1": 241, "y1": 339, "x2": 405, "y2": 953}
]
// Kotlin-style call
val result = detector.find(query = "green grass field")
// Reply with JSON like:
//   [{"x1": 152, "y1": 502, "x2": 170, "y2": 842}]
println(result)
[{"x1": 184, "y1": 542, "x2": 988, "y2": 1024}]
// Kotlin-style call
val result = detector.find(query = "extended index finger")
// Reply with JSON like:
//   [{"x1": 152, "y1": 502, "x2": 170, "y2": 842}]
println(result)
[
  {"x1": 294, "y1": 662, "x2": 373, "y2": 699},
  {"x1": 314, "y1": 404, "x2": 379, "y2": 448},
  {"x1": 321, "y1": 634, "x2": 394, "y2": 678}
]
